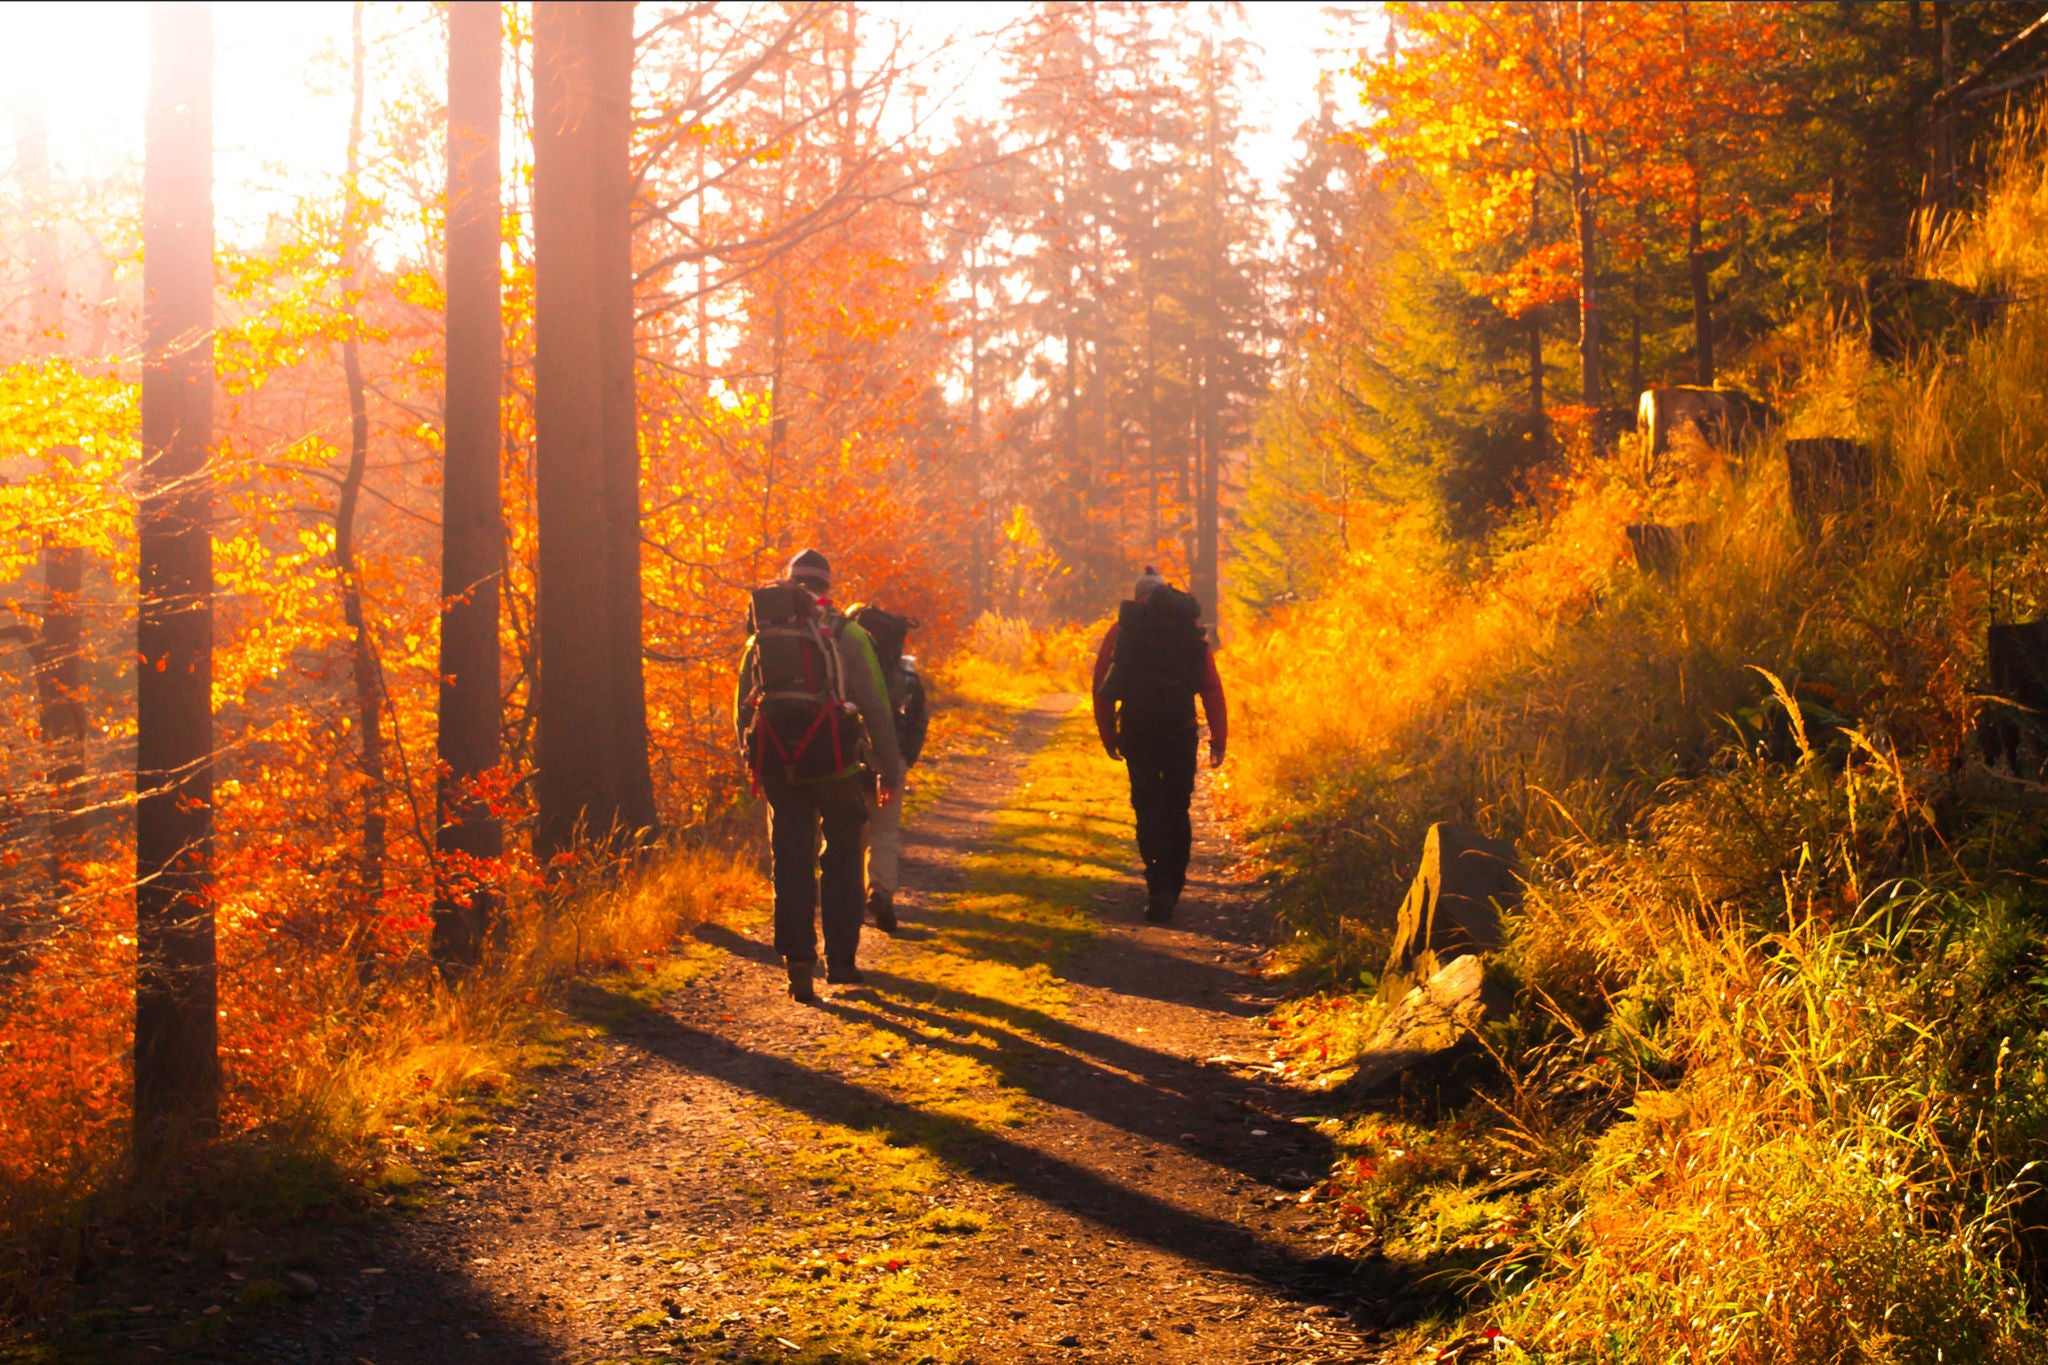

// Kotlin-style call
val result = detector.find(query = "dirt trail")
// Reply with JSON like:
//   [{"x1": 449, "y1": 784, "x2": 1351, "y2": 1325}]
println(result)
[{"x1": 205, "y1": 695, "x2": 1405, "y2": 1364}]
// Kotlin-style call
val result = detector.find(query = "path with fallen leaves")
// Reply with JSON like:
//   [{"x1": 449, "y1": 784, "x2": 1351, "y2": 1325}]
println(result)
[{"x1": 198, "y1": 693, "x2": 1423, "y2": 1363}]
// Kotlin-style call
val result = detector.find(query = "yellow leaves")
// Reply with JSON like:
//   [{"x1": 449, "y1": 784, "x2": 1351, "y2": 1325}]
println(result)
[
  {"x1": 394, "y1": 267, "x2": 444, "y2": 312},
  {"x1": 0, "y1": 359, "x2": 137, "y2": 583}
]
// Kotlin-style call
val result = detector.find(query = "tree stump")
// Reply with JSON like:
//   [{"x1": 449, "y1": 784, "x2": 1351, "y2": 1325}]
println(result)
[
  {"x1": 1981, "y1": 620, "x2": 2048, "y2": 777},
  {"x1": 1785, "y1": 439, "x2": 1875, "y2": 538},
  {"x1": 1865, "y1": 270, "x2": 2003, "y2": 361},
  {"x1": 1636, "y1": 386, "x2": 1777, "y2": 473},
  {"x1": 1625, "y1": 523, "x2": 1698, "y2": 579}
]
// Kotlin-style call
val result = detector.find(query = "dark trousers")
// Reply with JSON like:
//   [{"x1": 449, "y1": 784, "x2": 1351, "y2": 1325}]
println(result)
[
  {"x1": 764, "y1": 774, "x2": 869, "y2": 967},
  {"x1": 1124, "y1": 728, "x2": 1198, "y2": 897}
]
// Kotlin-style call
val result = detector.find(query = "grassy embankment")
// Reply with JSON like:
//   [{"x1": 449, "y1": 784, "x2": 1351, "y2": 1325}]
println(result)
[{"x1": 1220, "y1": 116, "x2": 2048, "y2": 1359}]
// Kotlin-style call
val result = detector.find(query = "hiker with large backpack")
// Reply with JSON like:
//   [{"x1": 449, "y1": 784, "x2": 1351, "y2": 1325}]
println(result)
[
  {"x1": 846, "y1": 603, "x2": 929, "y2": 932},
  {"x1": 735, "y1": 550, "x2": 904, "y2": 1002},
  {"x1": 1092, "y1": 567, "x2": 1227, "y2": 922}
]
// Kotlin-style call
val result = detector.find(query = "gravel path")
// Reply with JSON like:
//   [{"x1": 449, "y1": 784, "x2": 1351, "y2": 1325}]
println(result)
[{"x1": 97, "y1": 694, "x2": 1413, "y2": 1364}]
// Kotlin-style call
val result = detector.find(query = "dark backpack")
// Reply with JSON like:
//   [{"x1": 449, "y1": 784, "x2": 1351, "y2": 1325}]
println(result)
[
  {"x1": 849, "y1": 604, "x2": 916, "y2": 679},
  {"x1": 742, "y1": 581, "x2": 866, "y2": 786},
  {"x1": 1102, "y1": 586, "x2": 1208, "y2": 744}
]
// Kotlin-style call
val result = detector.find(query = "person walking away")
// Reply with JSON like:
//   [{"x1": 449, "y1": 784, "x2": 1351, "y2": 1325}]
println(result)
[
  {"x1": 1092, "y1": 567, "x2": 1226, "y2": 922},
  {"x1": 848, "y1": 604, "x2": 928, "y2": 932},
  {"x1": 735, "y1": 550, "x2": 904, "y2": 1001}
]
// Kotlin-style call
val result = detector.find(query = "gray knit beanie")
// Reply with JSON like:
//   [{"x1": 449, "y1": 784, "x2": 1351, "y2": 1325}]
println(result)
[
  {"x1": 1133, "y1": 566, "x2": 1167, "y2": 600},
  {"x1": 786, "y1": 548, "x2": 831, "y2": 590}
]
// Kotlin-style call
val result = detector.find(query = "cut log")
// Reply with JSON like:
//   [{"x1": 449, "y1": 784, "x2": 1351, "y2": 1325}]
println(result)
[
  {"x1": 1636, "y1": 386, "x2": 1776, "y2": 468},
  {"x1": 1376, "y1": 822, "x2": 1520, "y2": 1005}
]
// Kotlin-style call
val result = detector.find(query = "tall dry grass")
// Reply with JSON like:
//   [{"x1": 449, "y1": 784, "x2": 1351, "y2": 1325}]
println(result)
[
  {"x1": 943, "y1": 611, "x2": 1102, "y2": 708},
  {"x1": 1226, "y1": 105, "x2": 2048, "y2": 1360}
]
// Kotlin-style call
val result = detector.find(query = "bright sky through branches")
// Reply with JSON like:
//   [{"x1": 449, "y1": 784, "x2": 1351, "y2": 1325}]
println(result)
[{"x1": 2, "y1": 2, "x2": 1378, "y2": 244}]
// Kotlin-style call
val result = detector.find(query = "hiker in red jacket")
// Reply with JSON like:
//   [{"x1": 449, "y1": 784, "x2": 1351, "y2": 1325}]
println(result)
[{"x1": 1091, "y1": 568, "x2": 1227, "y2": 922}]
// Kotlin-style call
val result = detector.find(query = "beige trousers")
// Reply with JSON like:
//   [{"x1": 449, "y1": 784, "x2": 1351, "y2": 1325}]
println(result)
[{"x1": 865, "y1": 786, "x2": 902, "y2": 897}]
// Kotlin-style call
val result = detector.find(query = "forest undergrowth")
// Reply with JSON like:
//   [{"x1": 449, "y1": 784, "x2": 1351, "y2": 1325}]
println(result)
[
  {"x1": 1220, "y1": 115, "x2": 2048, "y2": 1361},
  {"x1": 0, "y1": 811, "x2": 760, "y2": 1323}
]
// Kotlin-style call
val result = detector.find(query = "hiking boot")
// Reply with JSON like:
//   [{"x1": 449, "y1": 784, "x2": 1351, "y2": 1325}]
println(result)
[
  {"x1": 1143, "y1": 890, "x2": 1172, "y2": 923},
  {"x1": 825, "y1": 961, "x2": 863, "y2": 985},
  {"x1": 786, "y1": 958, "x2": 817, "y2": 1004},
  {"x1": 867, "y1": 888, "x2": 899, "y2": 934}
]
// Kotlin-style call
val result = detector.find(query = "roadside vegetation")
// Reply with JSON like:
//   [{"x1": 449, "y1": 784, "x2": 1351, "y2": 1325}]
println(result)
[{"x1": 1223, "y1": 114, "x2": 2048, "y2": 1360}]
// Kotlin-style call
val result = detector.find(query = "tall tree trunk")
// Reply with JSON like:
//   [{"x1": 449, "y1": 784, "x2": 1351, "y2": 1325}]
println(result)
[
  {"x1": 1064, "y1": 306, "x2": 1082, "y2": 564},
  {"x1": 19, "y1": 108, "x2": 88, "y2": 899},
  {"x1": 336, "y1": 1, "x2": 386, "y2": 951},
  {"x1": 596, "y1": 0, "x2": 655, "y2": 840},
  {"x1": 1193, "y1": 353, "x2": 1219, "y2": 621},
  {"x1": 135, "y1": 0, "x2": 218, "y2": 1159},
  {"x1": 967, "y1": 252, "x2": 989, "y2": 618},
  {"x1": 1628, "y1": 199, "x2": 1644, "y2": 400},
  {"x1": 1571, "y1": 4, "x2": 1601, "y2": 407},
  {"x1": 1688, "y1": 199, "x2": 1715, "y2": 386},
  {"x1": 432, "y1": 0, "x2": 505, "y2": 971},
  {"x1": 1571, "y1": 126, "x2": 1601, "y2": 406},
  {"x1": 1932, "y1": 5, "x2": 1956, "y2": 217},
  {"x1": 533, "y1": 0, "x2": 648, "y2": 859},
  {"x1": 1527, "y1": 184, "x2": 1545, "y2": 458},
  {"x1": 36, "y1": 539, "x2": 85, "y2": 887},
  {"x1": 1192, "y1": 48, "x2": 1222, "y2": 621}
]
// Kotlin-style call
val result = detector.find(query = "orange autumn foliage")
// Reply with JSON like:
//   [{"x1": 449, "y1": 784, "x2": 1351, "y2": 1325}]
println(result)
[{"x1": 0, "y1": 5, "x2": 984, "y2": 1302}]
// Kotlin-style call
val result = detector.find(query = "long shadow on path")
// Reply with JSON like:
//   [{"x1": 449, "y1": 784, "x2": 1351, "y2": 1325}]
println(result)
[
  {"x1": 614, "y1": 1009, "x2": 1415, "y2": 1307},
  {"x1": 819, "y1": 991, "x2": 1328, "y2": 1189}
]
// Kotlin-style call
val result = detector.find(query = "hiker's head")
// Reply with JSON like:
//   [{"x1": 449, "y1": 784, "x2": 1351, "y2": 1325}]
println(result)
[
  {"x1": 787, "y1": 548, "x2": 832, "y2": 595},
  {"x1": 1133, "y1": 566, "x2": 1166, "y2": 601}
]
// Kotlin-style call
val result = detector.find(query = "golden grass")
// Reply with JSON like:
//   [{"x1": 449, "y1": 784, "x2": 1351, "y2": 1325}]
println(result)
[
  {"x1": 306, "y1": 842, "x2": 759, "y2": 1164},
  {"x1": 941, "y1": 611, "x2": 1101, "y2": 709},
  {"x1": 1225, "y1": 101, "x2": 2048, "y2": 1362}
]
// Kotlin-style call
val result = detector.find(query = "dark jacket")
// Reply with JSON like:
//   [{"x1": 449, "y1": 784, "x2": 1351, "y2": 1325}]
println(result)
[{"x1": 1091, "y1": 619, "x2": 1227, "y2": 756}]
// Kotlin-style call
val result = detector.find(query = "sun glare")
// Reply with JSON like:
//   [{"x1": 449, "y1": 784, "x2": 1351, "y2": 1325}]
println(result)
[{"x1": 4, "y1": 1, "x2": 358, "y2": 236}]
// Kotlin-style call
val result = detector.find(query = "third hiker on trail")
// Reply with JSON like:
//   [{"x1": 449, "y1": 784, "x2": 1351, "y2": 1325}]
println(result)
[
  {"x1": 1093, "y1": 567, "x2": 1227, "y2": 922},
  {"x1": 735, "y1": 550, "x2": 904, "y2": 1003},
  {"x1": 847, "y1": 601, "x2": 928, "y2": 934}
]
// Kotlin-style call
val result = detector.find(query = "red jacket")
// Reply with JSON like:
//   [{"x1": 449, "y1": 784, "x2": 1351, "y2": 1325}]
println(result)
[{"x1": 1091, "y1": 621, "x2": 1227, "y2": 757}]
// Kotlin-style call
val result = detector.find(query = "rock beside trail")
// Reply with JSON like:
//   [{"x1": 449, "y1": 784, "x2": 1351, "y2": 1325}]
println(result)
[
  {"x1": 1376, "y1": 822, "x2": 1520, "y2": 1005},
  {"x1": 1342, "y1": 953, "x2": 1509, "y2": 1096}
]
